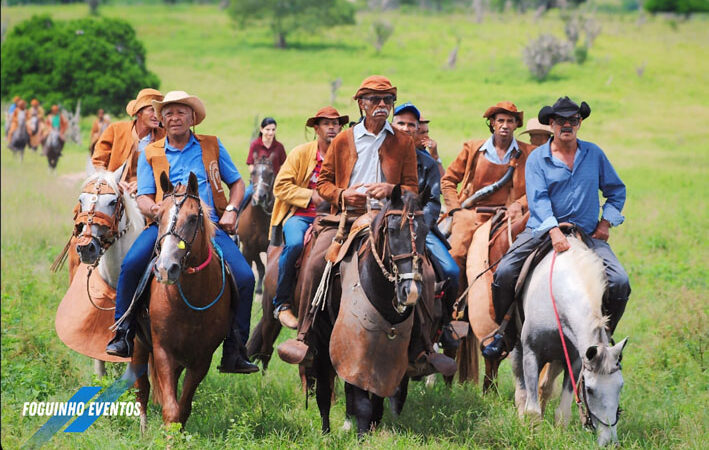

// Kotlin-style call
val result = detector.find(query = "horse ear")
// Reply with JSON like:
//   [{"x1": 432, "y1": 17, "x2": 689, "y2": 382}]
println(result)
[
  {"x1": 113, "y1": 161, "x2": 127, "y2": 186},
  {"x1": 187, "y1": 172, "x2": 199, "y2": 195},
  {"x1": 609, "y1": 337, "x2": 628, "y2": 362},
  {"x1": 390, "y1": 184, "x2": 402, "y2": 204},
  {"x1": 585, "y1": 345, "x2": 599, "y2": 362},
  {"x1": 159, "y1": 171, "x2": 173, "y2": 194}
]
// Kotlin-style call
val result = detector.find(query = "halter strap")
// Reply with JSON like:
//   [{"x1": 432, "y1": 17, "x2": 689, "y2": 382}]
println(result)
[{"x1": 184, "y1": 244, "x2": 212, "y2": 274}]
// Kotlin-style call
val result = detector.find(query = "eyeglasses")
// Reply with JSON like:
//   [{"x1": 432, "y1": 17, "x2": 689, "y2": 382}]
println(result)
[
  {"x1": 362, "y1": 95, "x2": 395, "y2": 105},
  {"x1": 552, "y1": 116, "x2": 581, "y2": 126}
]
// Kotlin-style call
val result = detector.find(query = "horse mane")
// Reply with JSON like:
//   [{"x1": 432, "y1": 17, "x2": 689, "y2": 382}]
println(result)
[{"x1": 566, "y1": 236, "x2": 609, "y2": 331}]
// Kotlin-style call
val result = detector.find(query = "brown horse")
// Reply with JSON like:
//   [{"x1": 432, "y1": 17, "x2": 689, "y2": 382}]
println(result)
[
  {"x1": 132, "y1": 172, "x2": 232, "y2": 430},
  {"x1": 236, "y1": 157, "x2": 274, "y2": 294}
]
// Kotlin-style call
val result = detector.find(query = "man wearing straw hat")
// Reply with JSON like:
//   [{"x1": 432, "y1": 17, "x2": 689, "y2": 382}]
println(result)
[
  {"x1": 518, "y1": 117, "x2": 552, "y2": 147},
  {"x1": 92, "y1": 88, "x2": 165, "y2": 194},
  {"x1": 270, "y1": 106, "x2": 348, "y2": 329},
  {"x1": 106, "y1": 90, "x2": 258, "y2": 374},
  {"x1": 27, "y1": 99, "x2": 45, "y2": 151}
]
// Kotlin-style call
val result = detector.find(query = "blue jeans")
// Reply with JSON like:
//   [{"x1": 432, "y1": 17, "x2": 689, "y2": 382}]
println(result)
[
  {"x1": 273, "y1": 215, "x2": 314, "y2": 309},
  {"x1": 239, "y1": 184, "x2": 253, "y2": 212},
  {"x1": 426, "y1": 232, "x2": 460, "y2": 305},
  {"x1": 114, "y1": 224, "x2": 255, "y2": 343}
]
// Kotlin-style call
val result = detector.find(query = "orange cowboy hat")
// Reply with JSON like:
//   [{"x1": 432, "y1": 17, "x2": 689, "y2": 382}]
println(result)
[
  {"x1": 306, "y1": 106, "x2": 349, "y2": 127},
  {"x1": 483, "y1": 101, "x2": 524, "y2": 128},
  {"x1": 50, "y1": 104, "x2": 59, "y2": 113},
  {"x1": 152, "y1": 90, "x2": 206, "y2": 126},
  {"x1": 12, "y1": 96, "x2": 20, "y2": 103},
  {"x1": 31, "y1": 98, "x2": 40, "y2": 106},
  {"x1": 353, "y1": 75, "x2": 397, "y2": 100},
  {"x1": 125, "y1": 88, "x2": 163, "y2": 117}
]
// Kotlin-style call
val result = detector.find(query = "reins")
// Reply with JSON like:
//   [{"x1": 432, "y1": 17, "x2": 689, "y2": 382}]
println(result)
[{"x1": 177, "y1": 238, "x2": 226, "y2": 311}]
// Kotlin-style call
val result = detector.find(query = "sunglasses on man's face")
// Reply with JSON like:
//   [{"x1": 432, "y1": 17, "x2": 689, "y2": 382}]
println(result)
[
  {"x1": 363, "y1": 95, "x2": 395, "y2": 105},
  {"x1": 552, "y1": 116, "x2": 581, "y2": 126}
]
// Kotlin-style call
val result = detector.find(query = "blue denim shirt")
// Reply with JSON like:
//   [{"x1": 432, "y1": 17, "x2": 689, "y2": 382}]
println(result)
[
  {"x1": 525, "y1": 138, "x2": 626, "y2": 235},
  {"x1": 479, "y1": 136, "x2": 520, "y2": 165},
  {"x1": 137, "y1": 133, "x2": 241, "y2": 223}
]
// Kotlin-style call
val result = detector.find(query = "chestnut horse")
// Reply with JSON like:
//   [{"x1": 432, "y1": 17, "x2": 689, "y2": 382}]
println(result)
[
  {"x1": 132, "y1": 172, "x2": 232, "y2": 430},
  {"x1": 306, "y1": 188, "x2": 428, "y2": 436},
  {"x1": 236, "y1": 157, "x2": 274, "y2": 294}
]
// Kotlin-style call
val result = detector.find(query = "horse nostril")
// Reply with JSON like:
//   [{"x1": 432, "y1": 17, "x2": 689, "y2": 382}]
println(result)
[{"x1": 167, "y1": 263, "x2": 181, "y2": 281}]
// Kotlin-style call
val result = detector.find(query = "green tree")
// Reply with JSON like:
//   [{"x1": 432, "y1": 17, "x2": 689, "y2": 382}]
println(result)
[
  {"x1": 228, "y1": 0, "x2": 356, "y2": 48},
  {"x1": 645, "y1": 0, "x2": 709, "y2": 14},
  {"x1": 1, "y1": 15, "x2": 159, "y2": 116}
]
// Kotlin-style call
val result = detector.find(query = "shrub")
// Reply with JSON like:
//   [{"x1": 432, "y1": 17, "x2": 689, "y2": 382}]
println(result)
[
  {"x1": 645, "y1": 0, "x2": 709, "y2": 14},
  {"x1": 1, "y1": 15, "x2": 159, "y2": 116},
  {"x1": 371, "y1": 20, "x2": 394, "y2": 53},
  {"x1": 523, "y1": 34, "x2": 573, "y2": 80}
]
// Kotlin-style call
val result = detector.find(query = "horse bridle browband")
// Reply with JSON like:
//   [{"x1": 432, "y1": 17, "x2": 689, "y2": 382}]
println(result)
[
  {"x1": 155, "y1": 190, "x2": 204, "y2": 270},
  {"x1": 74, "y1": 179, "x2": 128, "y2": 252},
  {"x1": 576, "y1": 364, "x2": 623, "y2": 431}
]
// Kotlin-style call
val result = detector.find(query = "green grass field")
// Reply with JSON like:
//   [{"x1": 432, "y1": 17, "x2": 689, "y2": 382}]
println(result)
[{"x1": 2, "y1": 4, "x2": 708, "y2": 448}]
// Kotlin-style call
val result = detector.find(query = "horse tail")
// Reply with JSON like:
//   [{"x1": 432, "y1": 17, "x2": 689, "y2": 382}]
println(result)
[
  {"x1": 245, "y1": 316, "x2": 266, "y2": 360},
  {"x1": 455, "y1": 333, "x2": 479, "y2": 385},
  {"x1": 148, "y1": 353, "x2": 162, "y2": 406}
]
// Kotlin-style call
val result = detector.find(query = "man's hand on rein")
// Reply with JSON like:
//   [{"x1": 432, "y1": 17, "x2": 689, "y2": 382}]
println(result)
[
  {"x1": 549, "y1": 227, "x2": 571, "y2": 253},
  {"x1": 365, "y1": 182, "x2": 394, "y2": 199},
  {"x1": 507, "y1": 201, "x2": 523, "y2": 222},
  {"x1": 342, "y1": 183, "x2": 367, "y2": 209},
  {"x1": 219, "y1": 210, "x2": 237, "y2": 234}
]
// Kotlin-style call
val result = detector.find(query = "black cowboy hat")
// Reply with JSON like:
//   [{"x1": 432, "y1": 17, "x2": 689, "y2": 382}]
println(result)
[{"x1": 538, "y1": 96, "x2": 591, "y2": 125}]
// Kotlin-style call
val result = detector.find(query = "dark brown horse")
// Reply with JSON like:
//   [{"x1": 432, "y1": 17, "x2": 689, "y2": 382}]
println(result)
[
  {"x1": 305, "y1": 187, "x2": 429, "y2": 436},
  {"x1": 236, "y1": 157, "x2": 274, "y2": 294},
  {"x1": 132, "y1": 172, "x2": 232, "y2": 430}
]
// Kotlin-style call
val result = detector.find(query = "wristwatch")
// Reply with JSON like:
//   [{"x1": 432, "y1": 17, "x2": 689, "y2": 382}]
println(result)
[{"x1": 225, "y1": 205, "x2": 237, "y2": 213}]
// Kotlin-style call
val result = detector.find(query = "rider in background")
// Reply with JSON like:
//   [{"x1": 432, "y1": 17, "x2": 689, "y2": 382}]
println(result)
[{"x1": 241, "y1": 117, "x2": 286, "y2": 211}]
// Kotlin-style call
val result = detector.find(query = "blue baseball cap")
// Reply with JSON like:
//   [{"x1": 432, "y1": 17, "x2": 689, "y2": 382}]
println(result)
[{"x1": 393, "y1": 102, "x2": 421, "y2": 121}]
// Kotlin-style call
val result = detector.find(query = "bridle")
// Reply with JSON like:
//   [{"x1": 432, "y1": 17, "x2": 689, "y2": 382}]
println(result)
[
  {"x1": 154, "y1": 188, "x2": 226, "y2": 312},
  {"x1": 155, "y1": 189, "x2": 204, "y2": 270},
  {"x1": 74, "y1": 179, "x2": 128, "y2": 254},
  {"x1": 367, "y1": 201, "x2": 424, "y2": 312},
  {"x1": 576, "y1": 364, "x2": 623, "y2": 431},
  {"x1": 251, "y1": 159, "x2": 274, "y2": 214}
]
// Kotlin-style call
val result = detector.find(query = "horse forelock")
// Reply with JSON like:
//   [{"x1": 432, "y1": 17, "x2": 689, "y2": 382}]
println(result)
[
  {"x1": 163, "y1": 185, "x2": 216, "y2": 242},
  {"x1": 567, "y1": 236, "x2": 609, "y2": 329},
  {"x1": 82, "y1": 171, "x2": 120, "y2": 195}
]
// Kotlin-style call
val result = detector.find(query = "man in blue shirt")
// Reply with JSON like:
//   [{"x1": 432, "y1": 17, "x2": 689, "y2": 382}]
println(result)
[
  {"x1": 392, "y1": 102, "x2": 460, "y2": 350},
  {"x1": 482, "y1": 97, "x2": 630, "y2": 359},
  {"x1": 106, "y1": 91, "x2": 257, "y2": 374}
]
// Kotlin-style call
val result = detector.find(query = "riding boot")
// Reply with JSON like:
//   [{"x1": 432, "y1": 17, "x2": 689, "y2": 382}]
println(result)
[
  {"x1": 106, "y1": 319, "x2": 136, "y2": 358},
  {"x1": 218, "y1": 308, "x2": 258, "y2": 374},
  {"x1": 438, "y1": 281, "x2": 459, "y2": 351},
  {"x1": 481, "y1": 281, "x2": 515, "y2": 359}
]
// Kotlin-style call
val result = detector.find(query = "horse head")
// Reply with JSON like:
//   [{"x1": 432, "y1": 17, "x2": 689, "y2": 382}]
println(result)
[
  {"x1": 371, "y1": 186, "x2": 428, "y2": 313},
  {"x1": 251, "y1": 157, "x2": 274, "y2": 213},
  {"x1": 75, "y1": 163, "x2": 127, "y2": 264},
  {"x1": 581, "y1": 337, "x2": 628, "y2": 447},
  {"x1": 154, "y1": 171, "x2": 214, "y2": 285}
]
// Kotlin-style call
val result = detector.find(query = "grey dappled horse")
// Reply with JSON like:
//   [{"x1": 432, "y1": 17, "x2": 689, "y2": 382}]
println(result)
[{"x1": 510, "y1": 236, "x2": 628, "y2": 447}]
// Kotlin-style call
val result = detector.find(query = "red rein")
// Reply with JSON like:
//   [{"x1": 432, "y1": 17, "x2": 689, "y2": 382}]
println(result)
[{"x1": 185, "y1": 245, "x2": 212, "y2": 274}]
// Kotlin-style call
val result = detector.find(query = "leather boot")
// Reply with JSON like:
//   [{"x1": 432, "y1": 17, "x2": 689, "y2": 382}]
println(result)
[
  {"x1": 106, "y1": 321, "x2": 135, "y2": 358},
  {"x1": 275, "y1": 304, "x2": 298, "y2": 330},
  {"x1": 218, "y1": 308, "x2": 258, "y2": 374}
]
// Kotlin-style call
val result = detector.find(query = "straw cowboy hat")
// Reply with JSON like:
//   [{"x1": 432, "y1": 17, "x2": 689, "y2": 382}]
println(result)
[
  {"x1": 125, "y1": 88, "x2": 163, "y2": 117},
  {"x1": 519, "y1": 117, "x2": 552, "y2": 136},
  {"x1": 483, "y1": 101, "x2": 524, "y2": 128},
  {"x1": 152, "y1": 90, "x2": 206, "y2": 126},
  {"x1": 538, "y1": 96, "x2": 591, "y2": 125},
  {"x1": 306, "y1": 106, "x2": 349, "y2": 127},
  {"x1": 353, "y1": 75, "x2": 397, "y2": 100}
]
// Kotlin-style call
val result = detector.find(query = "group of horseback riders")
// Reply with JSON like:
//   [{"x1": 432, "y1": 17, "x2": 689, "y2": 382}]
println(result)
[
  {"x1": 68, "y1": 74, "x2": 629, "y2": 394},
  {"x1": 6, "y1": 96, "x2": 68, "y2": 165}
]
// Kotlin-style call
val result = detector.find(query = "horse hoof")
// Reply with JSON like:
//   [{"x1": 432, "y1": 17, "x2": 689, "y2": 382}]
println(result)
[
  {"x1": 341, "y1": 419, "x2": 352, "y2": 432},
  {"x1": 255, "y1": 288, "x2": 263, "y2": 295}
]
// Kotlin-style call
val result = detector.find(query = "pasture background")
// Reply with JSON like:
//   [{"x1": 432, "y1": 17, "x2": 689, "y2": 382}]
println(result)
[{"x1": 1, "y1": 3, "x2": 708, "y2": 448}]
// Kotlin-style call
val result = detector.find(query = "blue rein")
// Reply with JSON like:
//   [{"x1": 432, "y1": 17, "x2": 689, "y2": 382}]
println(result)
[{"x1": 177, "y1": 238, "x2": 226, "y2": 311}]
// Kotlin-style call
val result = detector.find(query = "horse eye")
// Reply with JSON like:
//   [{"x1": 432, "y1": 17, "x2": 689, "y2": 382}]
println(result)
[
  {"x1": 586, "y1": 387, "x2": 594, "y2": 395},
  {"x1": 109, "y1": 199, "x2": 117, "y2": 206}
]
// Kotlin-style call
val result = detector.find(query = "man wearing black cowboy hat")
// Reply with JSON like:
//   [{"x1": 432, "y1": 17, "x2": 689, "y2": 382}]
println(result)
[{"x1": 482, "y1": 96, "x2": 630, "y2": 359}]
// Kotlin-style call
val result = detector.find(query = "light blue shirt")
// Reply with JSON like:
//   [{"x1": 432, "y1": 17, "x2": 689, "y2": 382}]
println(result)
[
  {"x1": 525, "y1": 138, "x2": 626, "y2": 235},
  {"x1": 137, "y1": 133, "x2": 241, "y2": 223},
  {"x1": 479, "y1": 136, "x2": 520, "y2": 165},
  {"x1": 137, "y1": 133, "x2": 152, "y2": 154}
]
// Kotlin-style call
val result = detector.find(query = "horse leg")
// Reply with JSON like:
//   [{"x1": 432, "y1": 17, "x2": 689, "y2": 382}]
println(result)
[
  {"x1": 483, "y1": 357, "x2": 501, "y2": 393},
  {"x1": 132, "y1": 342, "x2": 150, "y2": 435},
  {"x1": 389, "y1": 375, "x2": 409, "y2": 418},
  {"x1": 348, "y1": 384, "x2": 373, "y2": 437},
  {"x1": 178, "y1": 362, "x2": 210, "y2": 427},
  {"x1": 539, "y1": 361, "x2": 563, "y2": 415},
  {"x1": 509, "y1": 346, "x2": 527, "y2": 419},
  {"x1": 152, "y1": 347, "x2": 181, "y2": 426},
  {"x1": 370, "y1": 394, "x2": 384, "y2": 430},
  {"x1": 342, "y1": 381, "x2": 355, "y2": 432},
  {"x1": 254, "y1": 256, "x2": 265, "y2": 295},
  {"x1": 521, "y1": 347, "x2": 542, "y2": 423},
  {"x1": 93, "y1": 359, "x2": 106, "y2": 378},
  {"x1": 315, "y1": 357, "x2": 334, "y2": 434},
  {"x1": 555, "y1": 368, "x2": 574, "y2": 426}
]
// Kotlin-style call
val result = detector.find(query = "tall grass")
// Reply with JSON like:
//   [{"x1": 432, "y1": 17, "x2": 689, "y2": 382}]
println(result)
[{"x1": 1, "y1": 5, "x2": 708, "y2": 448}]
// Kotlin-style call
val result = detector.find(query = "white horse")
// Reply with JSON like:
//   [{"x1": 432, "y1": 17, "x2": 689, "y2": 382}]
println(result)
[
  {"x1": 510, "y1": 235, "x2": 628, "y2": 447},
  {"x1": 75, "y1": 163, "x2": 144, "y2": 374}
]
